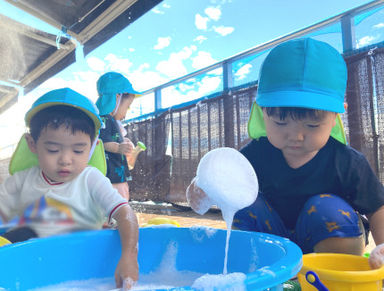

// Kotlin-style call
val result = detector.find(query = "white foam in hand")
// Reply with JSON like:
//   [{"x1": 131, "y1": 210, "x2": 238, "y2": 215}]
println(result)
[{"x1": 187, "y1": 147, "x2": 258, "y2": 219}]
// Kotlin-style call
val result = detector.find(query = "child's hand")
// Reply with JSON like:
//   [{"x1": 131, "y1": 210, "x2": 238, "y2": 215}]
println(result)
[
  {"x1": 118, "y1": 140, "x2": 134, "y2": 155},
  {"x1": 114, "y1": 251, "x2": 139, "y2": 290},
  {"x1": 369, "y1": 243, "x2": 384, "y2": 269},
  {"x1": 186, "y1": 177, "x2": 213, "y2": 215}
]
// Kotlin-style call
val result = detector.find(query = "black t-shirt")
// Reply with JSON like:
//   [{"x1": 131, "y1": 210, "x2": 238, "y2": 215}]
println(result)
[
  {"x1": 240, "y1": 137, "x2": 384, "y2": 229},
  {"x1": 99, "y1": 115, "x2": 131, "y2": 183}
]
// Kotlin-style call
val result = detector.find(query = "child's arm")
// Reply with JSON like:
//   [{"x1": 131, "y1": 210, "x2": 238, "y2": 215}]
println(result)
[
  {"x1": 112, "y1": 204, "x2": 139, "y2": 289},
  {"x1": 0, "y1": 208, "x2": 7, "y2": 223},
  {"x1": 367, "y1": 205, "x2": 384, "y2": 268},
  {"x1": 104, "y1": 140, "x2": 134, "y2": 155}
]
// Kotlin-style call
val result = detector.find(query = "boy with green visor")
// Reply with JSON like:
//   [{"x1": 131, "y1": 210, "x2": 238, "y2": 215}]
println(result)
[
  {"x1": 0, "y1": 88, "x2": 138, "y2": 289},
  {"x1": 188, "y1": 38, "x2": 384, "y2": 269},
  {"x1": 235, "y1": 38, "x2": 384, "y2": 268}
]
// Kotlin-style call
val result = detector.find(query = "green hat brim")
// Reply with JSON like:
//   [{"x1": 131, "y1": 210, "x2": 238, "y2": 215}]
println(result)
[
  {"x1": 247, "y1": 102, "x2": 347, "y2": 145},
  {"x1": 9, "y1": 134, "x2": 107, "y2": 175}
]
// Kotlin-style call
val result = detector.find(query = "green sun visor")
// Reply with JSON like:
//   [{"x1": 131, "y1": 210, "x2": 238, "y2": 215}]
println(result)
[
  {"x1": 9, "y1": 135, "x2": 107, "y2": 175},
  {"x1": 247, "y1": 102, "x2": 347, "y2": 145}
]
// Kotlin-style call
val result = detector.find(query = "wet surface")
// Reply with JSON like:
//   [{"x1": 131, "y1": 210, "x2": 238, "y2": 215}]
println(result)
[{"x1": 132, "y1": 202, "x2": 226, "y2": 229}]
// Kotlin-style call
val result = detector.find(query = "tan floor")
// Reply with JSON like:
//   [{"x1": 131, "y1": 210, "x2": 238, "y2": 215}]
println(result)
[{"x1": 136, "y1": 210, "x2": 227, "y2": 229}]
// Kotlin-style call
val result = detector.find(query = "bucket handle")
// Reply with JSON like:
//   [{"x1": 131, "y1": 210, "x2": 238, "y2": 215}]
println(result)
[{"x1": 305, "y1": 271, "x2": 329, "y2": 291}]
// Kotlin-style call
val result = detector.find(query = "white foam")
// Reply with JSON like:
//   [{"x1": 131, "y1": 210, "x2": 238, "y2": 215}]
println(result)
[
  {"x1": 193, "y1": 147, "x2": 259, "y2": 273},
  {"x1": 190, "y1": 225, "x2": 219, "y2": 242},
  {"x1": 30, "y1": 272, "x2": 203, "y2": 291},
  {"x1": 192, "y1": 272, "x2": 247, "y2": 291},
  {"x1": 195, "y1": 147, "x2": 259, "y2": 218},
  {"x1": 34, "y1": 271, "x2": 248, "y2": 291}
]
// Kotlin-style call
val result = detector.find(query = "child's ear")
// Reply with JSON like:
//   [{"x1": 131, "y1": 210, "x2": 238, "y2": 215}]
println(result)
[
  {"x1": 112, "y1": 93, "x2": 122, "y2": 115},
  {"x1": 25, "y1": 133, "x2": 37, "y2": 154},
  {"x1": 332, "y1": 113, "x2": 337, "y2": 127}
]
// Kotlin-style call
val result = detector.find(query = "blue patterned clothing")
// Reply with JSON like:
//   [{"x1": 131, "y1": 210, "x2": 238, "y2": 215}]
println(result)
[
  {"x1": 233, "y1": 193, "x2": 362, "y2": 253},
  {"x1": 233, "y1": 136, "x2": 384, "y2": 252},
  {"x1": 99, "y1": 115, "x2": 131, "y2": 183}
]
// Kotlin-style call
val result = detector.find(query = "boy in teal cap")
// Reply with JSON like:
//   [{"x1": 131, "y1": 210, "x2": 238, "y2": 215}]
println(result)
[
  {"x1": 0, "y1": 88, "x2": 139, "y2": 289},
  {"x1": 96, "y1": 72, "x2": 141, "y2": 201},
  {"x1": 188, "y1": 38, "x2": 384, "y2": 268}
]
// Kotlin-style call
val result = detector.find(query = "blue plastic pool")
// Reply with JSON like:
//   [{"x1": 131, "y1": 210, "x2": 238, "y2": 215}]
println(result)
[{"x1": 0, "y1": 227, "x2": 302, "y2": 290}]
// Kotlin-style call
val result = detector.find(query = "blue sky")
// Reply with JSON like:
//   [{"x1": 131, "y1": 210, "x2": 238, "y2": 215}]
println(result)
[{"x1": 0, "y1": 0, "x2": 381, "y2": 152}]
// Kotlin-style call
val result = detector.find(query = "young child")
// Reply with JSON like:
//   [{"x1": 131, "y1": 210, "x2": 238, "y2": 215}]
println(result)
[
  {"x1": 96, "y1": 72, "x2": 141, "y2": 200},
  {"x1": 0, "y1": 88, "x2": 139, "y2": 289},
  {"x1": 187, "y1": 38, "x2": 384, "y2": 268}
]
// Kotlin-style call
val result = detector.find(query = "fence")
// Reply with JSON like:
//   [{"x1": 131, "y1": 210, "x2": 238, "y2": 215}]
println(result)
[{"x1": 126, "y1": 44, "x2": 384, "y2": 203}]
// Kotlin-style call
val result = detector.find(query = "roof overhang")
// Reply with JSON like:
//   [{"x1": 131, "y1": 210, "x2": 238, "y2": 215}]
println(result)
[{"x1": 0, "y1": 0, "x2": 162, "y2": 113}]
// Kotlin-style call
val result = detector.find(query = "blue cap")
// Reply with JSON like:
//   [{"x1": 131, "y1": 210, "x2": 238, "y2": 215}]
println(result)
[
  {"x1": 256, "y1": 38, "x2": 347, "y2": 113},
  {"x1": 96, "y1": 72, "x2": 141, "y2": 115},
  {"x1": 25, "y1": 88, "x2": 103, "y2": 135}
]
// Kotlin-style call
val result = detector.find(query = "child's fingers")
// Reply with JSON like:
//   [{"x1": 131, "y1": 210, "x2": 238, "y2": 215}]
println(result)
[
  {"x1": 119, "y1": 143, "x2": 133, "y2": 154},
  {"x1": 115, "y1": 273, "x2": 122, "y2": 289},
  {"x1": 369, "y1": 243, "x2": 384, "y2": 269},
  {"x1": 186, "y1": 179, "x2": 212, "y2": 215},
  {"x1": 122, "y1": 277, "x2": 135, "y2": 290}
]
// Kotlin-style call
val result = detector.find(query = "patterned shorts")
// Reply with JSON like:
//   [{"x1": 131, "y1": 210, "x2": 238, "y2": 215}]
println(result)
[{"x1": 233, "y1": 193, "x2": 364, "y2": 253}]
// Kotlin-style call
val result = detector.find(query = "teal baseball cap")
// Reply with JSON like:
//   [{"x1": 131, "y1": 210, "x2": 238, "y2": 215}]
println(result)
[
  {"x1": 96, "y1": 71, "x2": 141, "y2": 115},
  {"x1": 256, "y1": 38, "x2": 347, "y2": 113},
  {"x1": 25, "y1": 87, "x2": 103, "y2": 136}
]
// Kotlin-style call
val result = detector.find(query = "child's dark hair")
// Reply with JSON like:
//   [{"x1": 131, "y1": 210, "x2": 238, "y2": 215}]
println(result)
[
  {"x1": 262, "y1": 107, "x2": 331, "y2": 121},
  {"x1": 29, "y1": 105, "x2": 95, "y2": 142},
  {"x1": 121, "y1": 93, "x2": 135, "y2": 100}
]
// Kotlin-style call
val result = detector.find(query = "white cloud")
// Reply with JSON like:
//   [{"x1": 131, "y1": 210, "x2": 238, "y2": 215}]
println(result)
[
  {"x1": 234, "y1": 64, "x2": 252, "y2": 80},
  {"x1": 194, "y1": 35, "x2": 208, "y2": 44},
  {"x1": 197, "y1": 74, "x2": 222, "y2": 95},
  {"x1": 129, "y1": 63, "x2": 168, "y2": 91},
  {"x1": 104, "y1": 54, "x2": 133, "y2": 74},
  {"x1": 161, "y1": 72, "x2": 222, "y2": 108},
  {"x1": 357, "y1": 35, "x2": 376, "y2": 48},
  {"x1": 213, "y1": 25, "x2": 234, "y2": 36},
  {"x1": 154, "y1": 37, "x2": 171, "y2": 50},
  {"x1": 205, "y1": 7, "x2": 221, "y2": 21},
  {"x1": 152, "y1": 8, "x2": 164, "y2": 14},
  {"x1": 195, "y1": 14, "x2": 209, "y2": 30},
  {"x1": 192, "y1": 51, "x2": 216, "y2": 70},
  {"x1": 156, "y1": 46, "x2": 197, "y2": 79},
  {"x1": 86, "y1": 57, "x2": 105, "y2": 72},
  {"x1": 373, "y1": 23, "x2": 384, "y2": 29},
  {"x1": 209, "y1": 0, "x2": 232, "y2": 4},
  {"x1": 152, "y1": 3, "x2": 170, "y2": 14}
]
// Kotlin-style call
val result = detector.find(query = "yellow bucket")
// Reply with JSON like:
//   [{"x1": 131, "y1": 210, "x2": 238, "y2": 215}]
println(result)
[{"x1": 298, "y1": 253, "x2": 384, "y2": 290}]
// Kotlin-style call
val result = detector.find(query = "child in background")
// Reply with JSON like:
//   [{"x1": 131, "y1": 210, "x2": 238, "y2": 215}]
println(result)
[
  {"x1": 0, "y1": 88, "x2": 139, "y2": 289},
  {"x1": 187, "y1": 38, "x2": 384, "y2": 269},
  {"x1": 96, "y1": 72, "x2": 141, "y2": 200}
]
